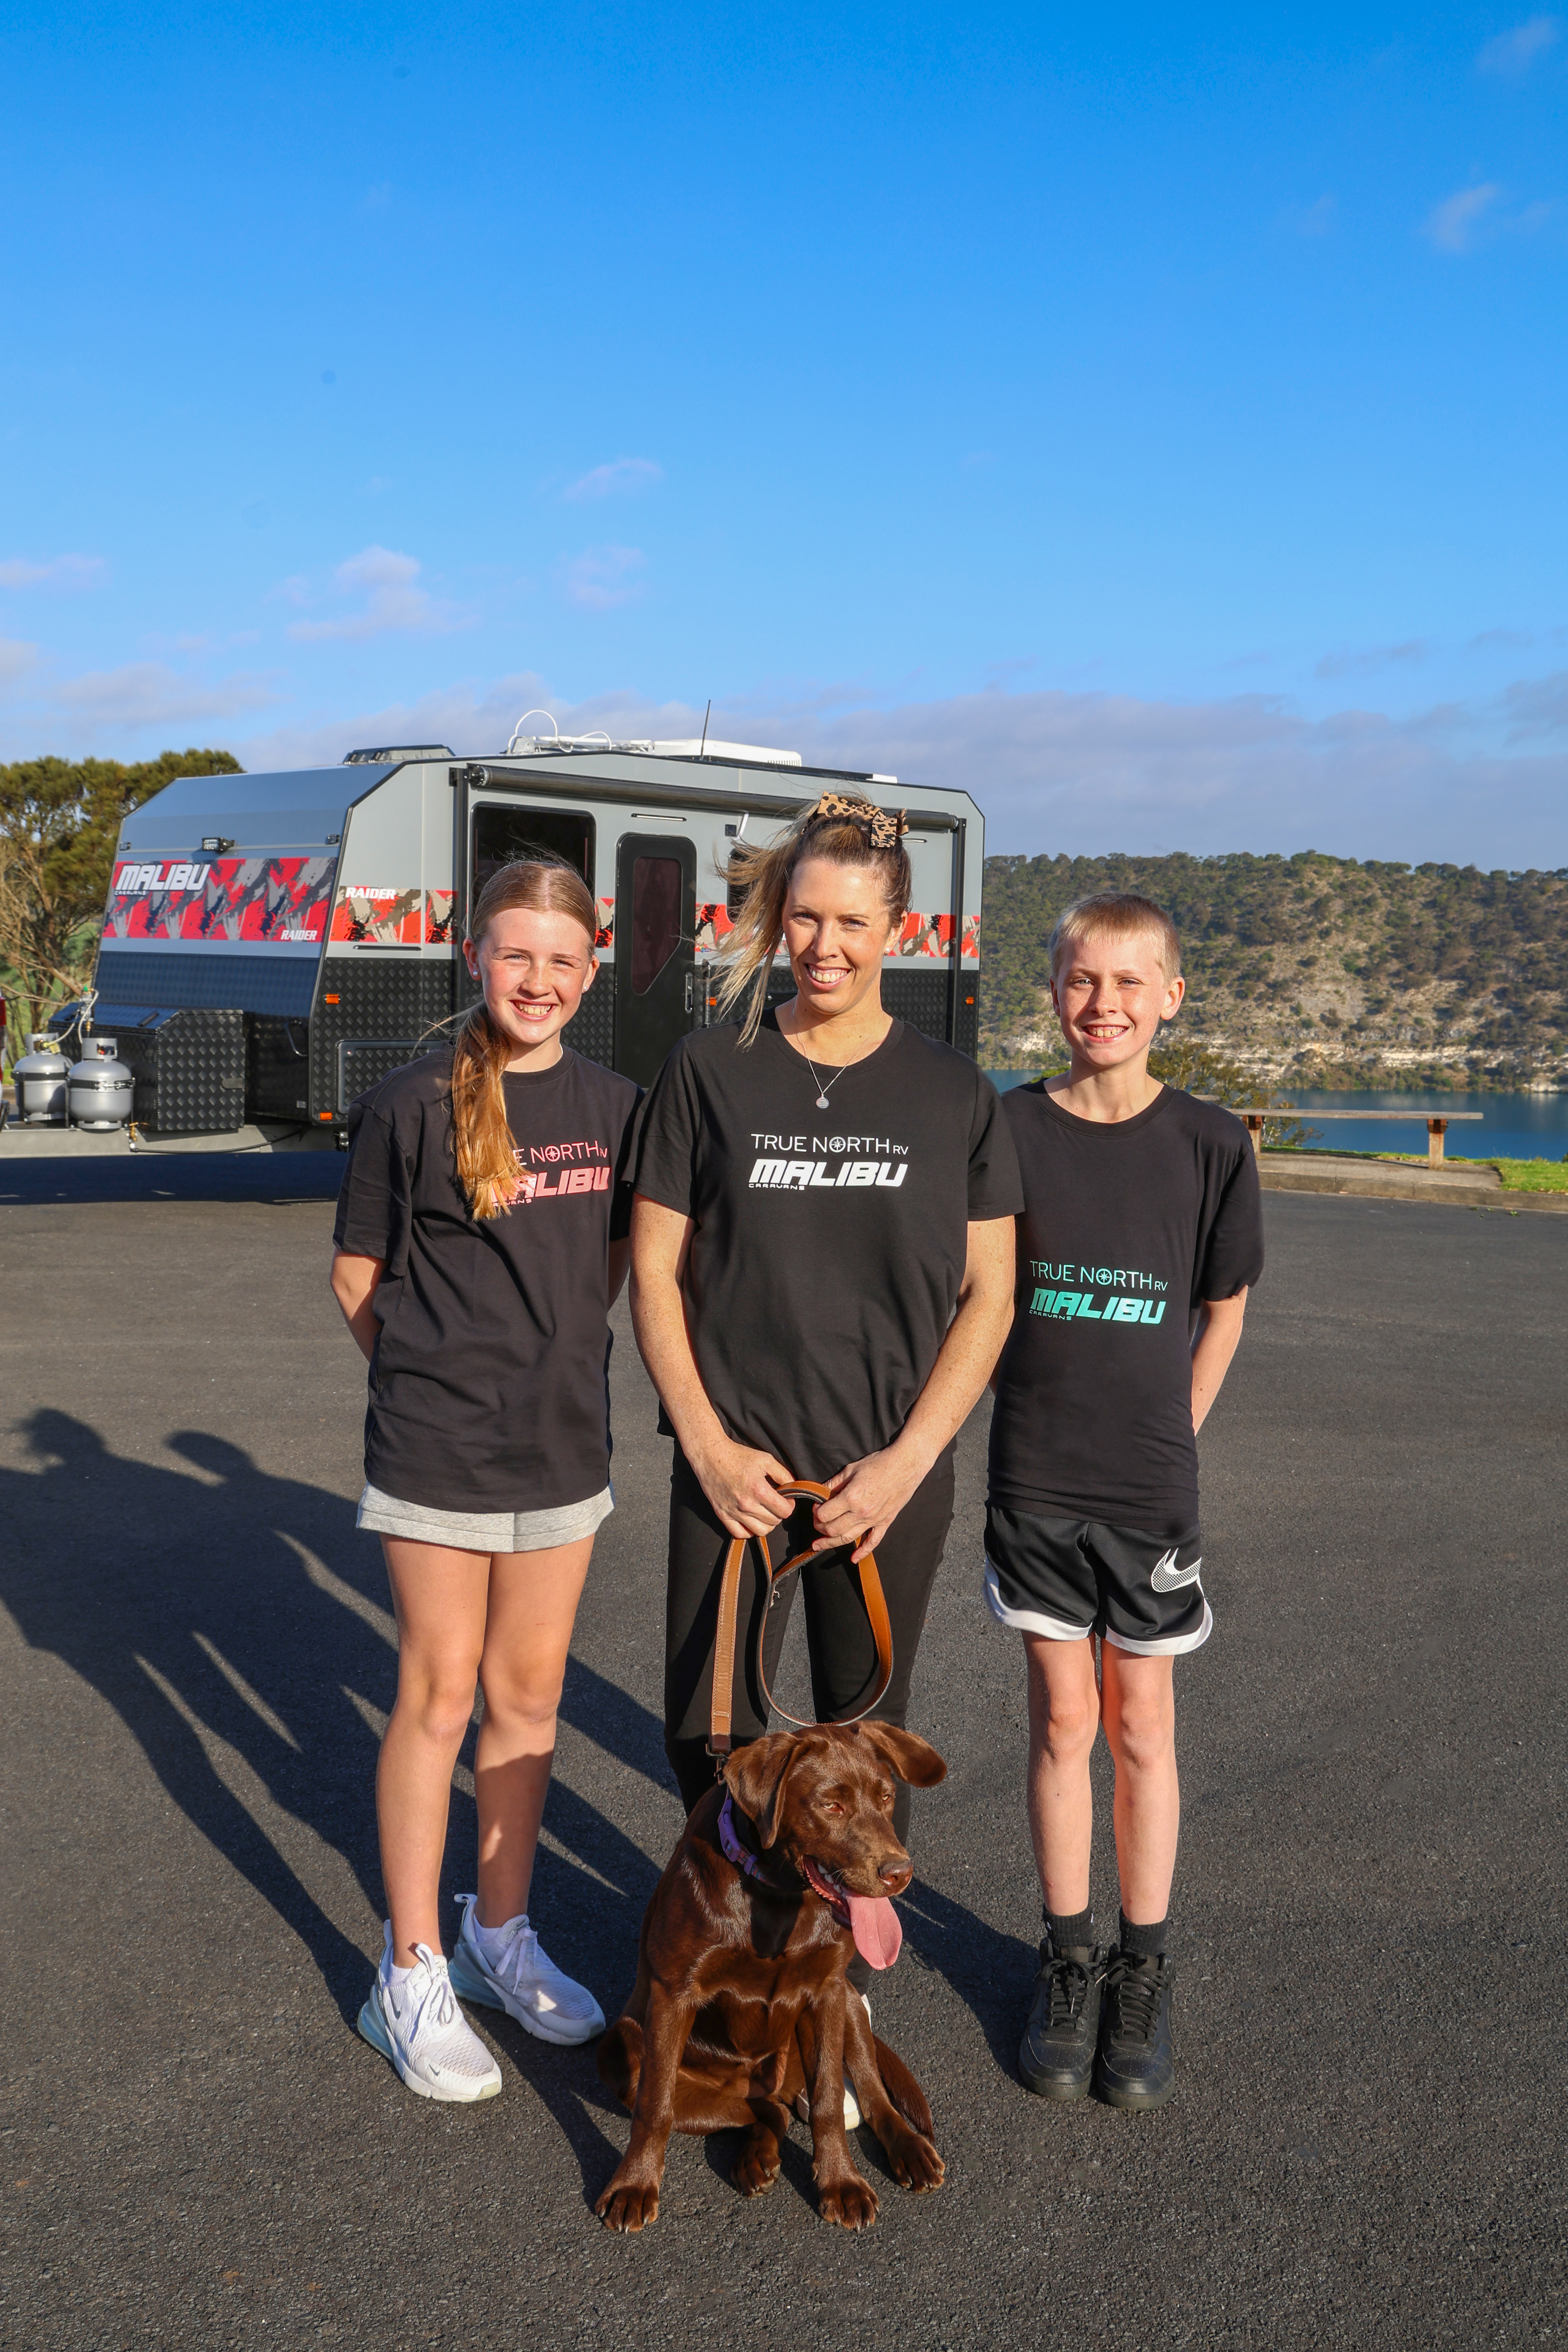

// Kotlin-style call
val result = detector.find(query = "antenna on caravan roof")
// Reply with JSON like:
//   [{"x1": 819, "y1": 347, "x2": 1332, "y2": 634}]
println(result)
[
  {"x1": 506, "y1": 709, "x2": 559, "y2": 753},
  {"x1": 699, "y1": 699, "x2": 711, "y2": 756}
]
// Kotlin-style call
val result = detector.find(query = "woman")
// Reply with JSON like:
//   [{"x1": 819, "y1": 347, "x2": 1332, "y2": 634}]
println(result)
[
  {"x1": 331, "y1": 857, "x2": 638, "y2": 2103},
  {"x1": 631, "y1": 792, "x2": 1022, "y2": 2037}
]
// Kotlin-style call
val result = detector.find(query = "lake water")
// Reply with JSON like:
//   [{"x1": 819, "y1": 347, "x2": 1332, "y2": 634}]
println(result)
[{"x1": 984, "y1": 1075, "x2": 1568, "y2": 1163}]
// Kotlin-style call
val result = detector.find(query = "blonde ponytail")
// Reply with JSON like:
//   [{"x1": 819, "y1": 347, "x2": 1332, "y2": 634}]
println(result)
[
  {"x1": 714, "y1": 792, "x2": 912, "y2": 1045},
  {"x1": 450, "y1": 857, "x2": 597, "y2": 1219}
]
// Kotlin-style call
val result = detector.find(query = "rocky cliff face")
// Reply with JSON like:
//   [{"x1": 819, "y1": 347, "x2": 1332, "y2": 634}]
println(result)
[{"x1": 979, "y1": 849, "x2": 1568, "y2": 1089}]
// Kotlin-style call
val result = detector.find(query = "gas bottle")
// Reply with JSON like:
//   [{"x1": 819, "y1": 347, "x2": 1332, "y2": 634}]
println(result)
[
  {"x1": 68, "y1": 1037, "x2": 135, "y2": 1130},
  {"x1": 14, "y1": 1033, "x2": 71, "y2": 1124}
]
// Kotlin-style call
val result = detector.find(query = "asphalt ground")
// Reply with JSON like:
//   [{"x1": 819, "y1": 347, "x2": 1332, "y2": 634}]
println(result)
[{"x1": 1, "y1": 1167, "x2": 1564, "y2": 2350}]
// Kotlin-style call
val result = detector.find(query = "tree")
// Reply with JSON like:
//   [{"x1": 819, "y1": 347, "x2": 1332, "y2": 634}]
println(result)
[
  {"x1": 0, "y1": 749, "x2": 242, "y2": 1063},
  {"x1": 1146, "y1": 1030, "x2": 1314, "y2": 1147}
]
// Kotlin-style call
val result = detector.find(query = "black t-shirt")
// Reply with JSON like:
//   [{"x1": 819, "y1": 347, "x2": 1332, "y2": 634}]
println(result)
[
  {"x1": 333, "y1": 1047, "x2": 639, "y2": 1513},
  {"x1": 988, "y1": 1082, "x2": 1265, "y2": 1536},
  {"x1": 631, "y1": 1013, "x2": 1024, "y2": 1477}
]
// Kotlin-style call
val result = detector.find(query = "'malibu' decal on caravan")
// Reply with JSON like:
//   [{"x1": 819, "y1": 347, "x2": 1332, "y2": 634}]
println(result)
[{"x1": 104, "y1": 856, "x2": 338, "y2": 945}]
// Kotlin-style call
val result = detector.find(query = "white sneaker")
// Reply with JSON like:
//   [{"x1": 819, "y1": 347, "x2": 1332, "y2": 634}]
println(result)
[
  {"x1": 447, "y1": 1894, "x2": 606, "y2": 2047},
  {"x1": 357, "y1": 1925, "x2": 503, "y2": 2103}
]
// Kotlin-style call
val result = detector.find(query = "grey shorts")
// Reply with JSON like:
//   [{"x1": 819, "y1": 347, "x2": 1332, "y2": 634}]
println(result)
[{"x1": 357, "y1": 1481, "x2": 614, "y2": 1553}]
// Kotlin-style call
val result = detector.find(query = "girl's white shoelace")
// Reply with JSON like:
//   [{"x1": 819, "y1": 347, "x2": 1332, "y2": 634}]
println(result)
[
  {"x1": 396, "y1": 1947, "x2": 499, "y2": 2083},
  {"x1": 398, "y1": 1944, "x2": 459, "y2": 2046}
]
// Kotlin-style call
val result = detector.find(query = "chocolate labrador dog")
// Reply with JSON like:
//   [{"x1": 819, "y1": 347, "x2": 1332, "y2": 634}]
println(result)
[{"x1": 596, "y1": 1721, "x2": 946, "y2": 2233}]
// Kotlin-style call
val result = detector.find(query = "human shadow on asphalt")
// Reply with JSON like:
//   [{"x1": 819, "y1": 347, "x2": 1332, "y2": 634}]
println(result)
[
  {"x1": 895, "y1": 1879, "x2": 1038, "y2": 2080},
  {"x1": 468, "y1": 2009, "x2": 630, "y2": 2208},
  {"x1": 0, "y1": 1411, "x2": 663, "y2": 2038},
  {"x1": 558, "y1": 1653, "x2": 680, "y2": 1794}
]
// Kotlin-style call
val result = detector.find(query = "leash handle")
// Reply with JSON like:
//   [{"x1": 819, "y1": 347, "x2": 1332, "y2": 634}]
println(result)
[{"x1": 707, "y1": 1477, "x2": 894, "y2": 1761}]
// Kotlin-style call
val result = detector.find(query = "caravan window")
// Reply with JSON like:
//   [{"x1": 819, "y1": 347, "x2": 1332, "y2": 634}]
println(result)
[
  {"x1": 471, "y1": 806, "x2": 595, "y2": 902},
  {"x1": 629, "y1": 856, "x2": 683, "y2": 993}
]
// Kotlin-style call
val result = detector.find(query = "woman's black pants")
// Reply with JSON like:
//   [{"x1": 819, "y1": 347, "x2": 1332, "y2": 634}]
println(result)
[{"x1": 662, "y1": 1443, "x2": 955, "y2": 1992}]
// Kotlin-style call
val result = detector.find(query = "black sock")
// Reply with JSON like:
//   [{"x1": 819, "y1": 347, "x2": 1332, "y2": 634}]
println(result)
[
  {"x1": 1119, "y1": 1910, "x2": 1169, "y2": 1958},
  {"x1": 1045, "y1": 1905, "x2": 1095, "y2": 1951}
]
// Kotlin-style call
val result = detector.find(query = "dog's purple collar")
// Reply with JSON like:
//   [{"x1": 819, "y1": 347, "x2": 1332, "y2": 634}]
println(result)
[{"x1": 718, "y1": 1793, "x2": 766, "y2": 1883}]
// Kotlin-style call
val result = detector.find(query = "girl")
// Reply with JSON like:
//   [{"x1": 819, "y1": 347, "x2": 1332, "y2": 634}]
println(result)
[
  {"x1": 331, "y1": 857, "x2": 638, "y2": 2102},
  {"x1": 629, "y1": 792, "x2": 1022, "y2": 2093}
]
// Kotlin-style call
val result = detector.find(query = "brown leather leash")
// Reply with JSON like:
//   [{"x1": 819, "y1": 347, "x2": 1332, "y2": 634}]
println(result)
[{"x1": 707, "y1": 1478, "x2": 894, "y2": 1765}]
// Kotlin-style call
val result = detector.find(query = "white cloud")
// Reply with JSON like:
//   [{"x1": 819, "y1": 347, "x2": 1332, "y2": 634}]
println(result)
[
  {"x1": 1425, "y1": 182, "x2": 1503, "y2": 252},
  {"x1": 0, "y1": 639, "x2": 40, "y2": 688},
  {"x1": 285, "y1": 546, "x2": 469, "y2": 642},
  {"x1": 1315, "y1": 640, "x2": 1427, "y2": 681},
  {"x1": 770, "y1": 684, "x2": 1568, "y2": 869},
  {"x1": 562, "y1": 458, "x2": 664, "y2": 502},
  {"x1": 230, "y1": 671, "x2": 1568, "y2": 870},
  {"x1": 1500, "y1": 669, "x2": 1568, "y2": 740},
  {"x1": 0, "y1": 554, "x2": 108, "y2": 590},
  {"x1": 50, "y1": 663, "x2": 282, "y2": 730},
  {"x1": 1477, "y1": 15, "x2": 1560, "y2": 73},
  {"x1": 561, "y1": 544, "x2": 646, "y2": 612}
]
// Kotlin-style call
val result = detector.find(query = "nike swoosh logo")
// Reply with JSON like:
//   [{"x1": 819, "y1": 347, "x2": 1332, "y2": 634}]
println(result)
[{"x1": 1150, "y1": 1549, "x2": 1203, "y2": 1593}]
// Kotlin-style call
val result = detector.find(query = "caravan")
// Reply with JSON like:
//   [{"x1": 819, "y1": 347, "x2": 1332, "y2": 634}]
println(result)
[{"x1": 85, "y1": 725, "x2": 986, "y2": 1135}]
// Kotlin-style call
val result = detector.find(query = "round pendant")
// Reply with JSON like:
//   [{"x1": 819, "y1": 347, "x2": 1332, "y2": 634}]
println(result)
[{"x1": 816, "y1": 1094, "x2": 830, "y2": 1109}]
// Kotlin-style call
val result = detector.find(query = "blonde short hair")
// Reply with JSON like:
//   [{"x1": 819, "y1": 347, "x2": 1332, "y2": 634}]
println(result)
[{"x1": 1048, "y1": 891, "x2": 1182, "y2": 984}]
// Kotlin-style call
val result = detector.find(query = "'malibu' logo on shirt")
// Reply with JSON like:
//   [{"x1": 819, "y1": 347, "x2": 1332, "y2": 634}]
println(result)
[
  {"x1": 1027, "y1": 1257, "x2": 1170, "y2": 1325},
  {"x1": 747, "y1": 1130, "x2": 910, "y2": 1192},
  {"x1": 501, "y1": 1136, "x2": 613, "y2": 1208}
]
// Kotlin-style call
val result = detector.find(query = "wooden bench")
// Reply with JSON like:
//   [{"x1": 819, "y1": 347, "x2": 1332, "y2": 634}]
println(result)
[{"x1": 1233, "y1": 1109, "x2": 1484, "y2": 1167}]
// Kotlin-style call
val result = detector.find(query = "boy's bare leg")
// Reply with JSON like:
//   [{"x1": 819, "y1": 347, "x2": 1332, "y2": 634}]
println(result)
[
  {"x1": 1093, "y1": 1643, "x2": 1180, "y2": 2107},
  {"x1": 1018, "y1": 1631, "x2": 1106, "y2": 2100},
  {"x1": 1097, "y1": 1645, "x2": 1178, "y2": 1924},
  {"x1": 1022, "y1": 1632, "x2": 1100, "y2": 1909}
]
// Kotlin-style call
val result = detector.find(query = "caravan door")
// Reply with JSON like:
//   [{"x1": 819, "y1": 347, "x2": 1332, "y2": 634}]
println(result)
[{"x1": 614, "y1": 833, "x2": 696, "y2": 1086}]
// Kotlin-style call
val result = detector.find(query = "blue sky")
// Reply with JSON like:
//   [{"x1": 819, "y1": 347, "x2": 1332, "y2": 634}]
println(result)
[{"x1": 2, "y1": 2, "x2": 1565, "y2": 865}]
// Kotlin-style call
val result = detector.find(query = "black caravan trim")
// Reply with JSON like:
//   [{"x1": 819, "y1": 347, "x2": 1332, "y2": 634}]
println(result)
[
  {"x1": 310, "y1": 958, "x2": 455, "y2": 1125},
  {"x1": 93, "y1": 948, "x2": 317, "y2": 1018},
  {"x1": 881, "y1": 967, "x2": 951, "y2": 1045}
]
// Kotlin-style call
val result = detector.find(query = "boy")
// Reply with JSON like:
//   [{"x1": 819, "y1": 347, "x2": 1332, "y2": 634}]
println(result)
[{"x1": 985, "y1": 890, "x2": 1262, "y2": 2109}]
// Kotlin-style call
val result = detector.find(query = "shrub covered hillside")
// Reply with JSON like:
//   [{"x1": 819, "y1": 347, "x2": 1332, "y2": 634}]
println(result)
[{"x1": 980, "y1": 850, "x2": 1568, "y2": 1088}]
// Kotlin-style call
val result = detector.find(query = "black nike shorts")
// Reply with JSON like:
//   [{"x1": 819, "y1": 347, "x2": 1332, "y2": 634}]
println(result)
[{"x1": 983, "y1": 1503, "x2": 1212, "y2": 1657}]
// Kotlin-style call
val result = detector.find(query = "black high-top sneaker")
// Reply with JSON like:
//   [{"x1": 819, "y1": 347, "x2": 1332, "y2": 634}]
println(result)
[
  {"x1": 1093, "y1": 1950, "x2": 1175, "y2": 2109},
  {"x1": 1018, "y1": 1929, "x2": 1109, "y2": 2101}
]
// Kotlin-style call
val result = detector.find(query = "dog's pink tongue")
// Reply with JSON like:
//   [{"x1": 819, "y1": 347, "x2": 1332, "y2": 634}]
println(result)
[{"x1": 846, "y1": 1893, "x2": 903, "y2": 1971}]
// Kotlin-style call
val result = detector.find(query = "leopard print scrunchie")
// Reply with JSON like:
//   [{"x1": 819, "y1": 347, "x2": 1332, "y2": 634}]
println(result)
[{"x1": 802, "y1": 791, "x2": 909, "y2": 851}]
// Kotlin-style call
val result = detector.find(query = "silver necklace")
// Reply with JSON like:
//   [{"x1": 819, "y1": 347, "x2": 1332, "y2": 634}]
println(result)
[{"x1": 802, "y1": 1054, "x2": 848, "y2": 1112}]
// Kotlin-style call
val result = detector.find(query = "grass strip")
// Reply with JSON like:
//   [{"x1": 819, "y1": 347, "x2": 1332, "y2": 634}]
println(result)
[{"x1": 1262, "y1": 1146, "x2": 1568, "y2": 1192}]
